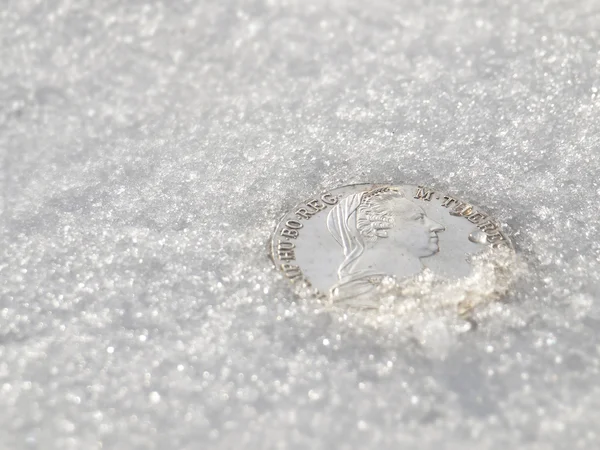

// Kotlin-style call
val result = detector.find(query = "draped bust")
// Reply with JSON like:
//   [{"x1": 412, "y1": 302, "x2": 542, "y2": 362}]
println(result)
[{"x1": 326, "y1": 187, "x2": 445, "y2": 305}]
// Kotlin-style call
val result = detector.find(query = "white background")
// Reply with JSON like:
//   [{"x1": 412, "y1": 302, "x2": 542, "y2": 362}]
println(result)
[{"x1": 1, "y1": 1, "x2": 599, "y2": 449}]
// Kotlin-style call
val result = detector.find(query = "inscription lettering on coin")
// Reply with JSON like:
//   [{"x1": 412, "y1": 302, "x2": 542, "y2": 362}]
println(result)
[
  {"x1": 270, "y1": 184, "x2": 515, "y2": 308},
  {"x1": 414, "y1": 186, "x2": 435, "y2": 201}
]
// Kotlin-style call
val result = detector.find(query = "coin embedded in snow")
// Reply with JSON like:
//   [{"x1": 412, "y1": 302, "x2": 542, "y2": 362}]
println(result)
[{"x1": 270, "y1": 184, "x2": 516, "y2": 310}]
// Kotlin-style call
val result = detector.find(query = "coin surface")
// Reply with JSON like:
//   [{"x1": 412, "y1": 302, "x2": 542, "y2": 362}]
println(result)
[{"x1": 271, "y1": 184, "x2": 515, "y2": 309}]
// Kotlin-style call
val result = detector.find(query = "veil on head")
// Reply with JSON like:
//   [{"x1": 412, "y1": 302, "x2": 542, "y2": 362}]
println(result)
[
  {"x1": 326, "y1": 192, "x2": 366, "y2": 279},
  {"x1": 326, "y1": 187, "x2": 398, "y2": 304}
]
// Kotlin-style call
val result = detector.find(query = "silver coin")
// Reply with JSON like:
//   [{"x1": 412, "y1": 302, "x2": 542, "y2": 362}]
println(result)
[{"x1": 270, "y1": 184, "x2": 516, "y2": 310}]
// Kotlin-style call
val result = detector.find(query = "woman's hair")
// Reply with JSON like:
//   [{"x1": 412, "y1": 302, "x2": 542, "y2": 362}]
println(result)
[{"x1": 355, "y1": 187, "x2": 403, "y2": 242}]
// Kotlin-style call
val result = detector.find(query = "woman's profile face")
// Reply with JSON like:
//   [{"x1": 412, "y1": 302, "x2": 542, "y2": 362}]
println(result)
[{"x1": 386, "y1": 198, "x2": 445, "y2": 258}]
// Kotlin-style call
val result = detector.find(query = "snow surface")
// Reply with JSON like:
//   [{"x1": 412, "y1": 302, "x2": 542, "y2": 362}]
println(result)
[{"x1": 1, "y1": 0, "x2": 600, "y2": 449}]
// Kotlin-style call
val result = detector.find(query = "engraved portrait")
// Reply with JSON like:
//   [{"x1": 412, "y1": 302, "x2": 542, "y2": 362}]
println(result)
[{"x1": 326, "y1": 187, "x2": 445, "y2": 304}]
